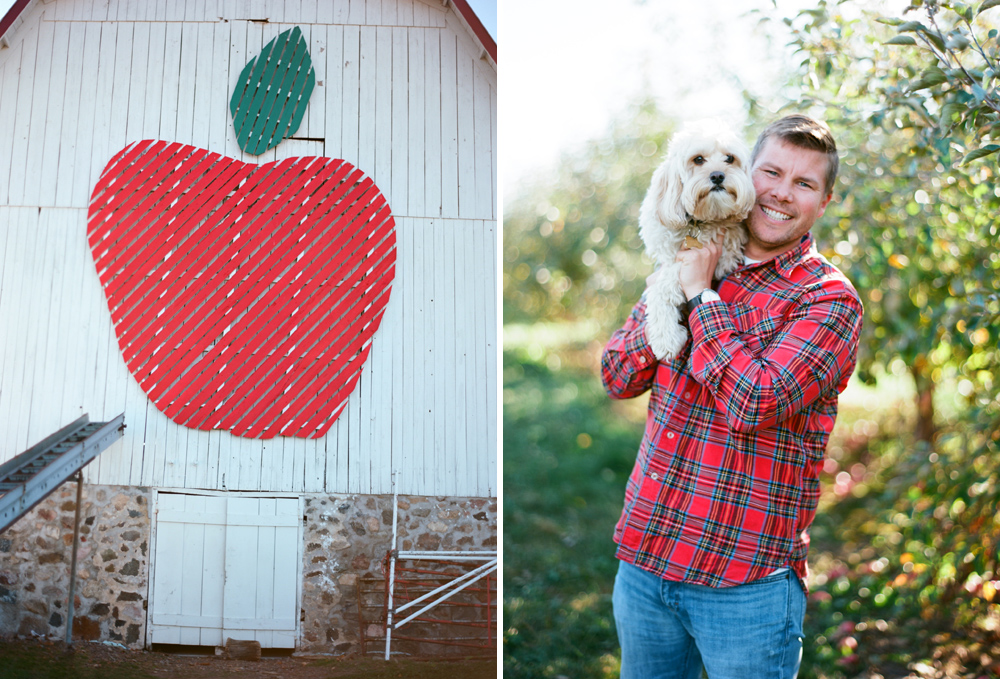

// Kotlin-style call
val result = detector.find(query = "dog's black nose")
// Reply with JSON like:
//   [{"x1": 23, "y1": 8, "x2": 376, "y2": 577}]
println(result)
[{"x1": 710, "y1": 171, "x2": 725, "y2": 186}]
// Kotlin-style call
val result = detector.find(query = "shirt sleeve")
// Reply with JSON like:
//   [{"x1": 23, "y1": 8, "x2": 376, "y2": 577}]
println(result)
[
  {"x1": 601, "y1": 296, "x2": 659, "y2": 399},
  {"x1": 686, "y1": 283, "x2": 863, "y2": 433}
]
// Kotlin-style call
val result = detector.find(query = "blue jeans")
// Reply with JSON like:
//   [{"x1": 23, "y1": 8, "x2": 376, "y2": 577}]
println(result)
[{"x1": 612, "y1": 561, "x2": 805, "y2": 679}]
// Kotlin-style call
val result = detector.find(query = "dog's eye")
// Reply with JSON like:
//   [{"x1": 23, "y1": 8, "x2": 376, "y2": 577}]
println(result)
[
  {"x1": 725, "y1": 154, "x2": 735, "y2": 164},
  {"x1": 693, "y1": 156, "x2": 705, "y2": 165}
]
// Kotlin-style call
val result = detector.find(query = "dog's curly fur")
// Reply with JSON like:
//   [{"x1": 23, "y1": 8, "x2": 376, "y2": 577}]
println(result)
[{"x1": 639, "y1": 120, "x2": 756, "y2": 360}]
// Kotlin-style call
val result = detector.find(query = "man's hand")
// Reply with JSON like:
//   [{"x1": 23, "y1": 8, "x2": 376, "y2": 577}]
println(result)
[{"x1": 676, "y1": 236, "x2": 722, "y2": 300}]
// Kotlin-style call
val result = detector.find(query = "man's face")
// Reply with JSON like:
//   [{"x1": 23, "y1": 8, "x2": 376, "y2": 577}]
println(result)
[{"x1": 746, "y1": 138, "x2": 832, "y2": 260}]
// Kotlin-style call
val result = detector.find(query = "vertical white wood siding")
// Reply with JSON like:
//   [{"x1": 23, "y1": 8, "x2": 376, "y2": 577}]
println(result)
[{"x1": 0, "y1": 0, "x2": 497, "y2": 497}]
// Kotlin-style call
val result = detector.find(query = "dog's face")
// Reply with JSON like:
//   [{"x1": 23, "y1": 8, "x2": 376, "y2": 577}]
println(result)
[{"x1": 643, "y1": 122, "x2": 756, "y2": 228}]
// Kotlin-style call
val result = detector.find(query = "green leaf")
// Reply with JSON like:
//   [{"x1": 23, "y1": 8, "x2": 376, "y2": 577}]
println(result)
[
  {"x1": 877, "y1": 16, "x2": 903, "y2": 25},
  {"x1": 925, "y1": 30, "x2": 947, "y2": 51},
  {"x1": 979, "y1": 0, "x2": 1000, "y2": 14},
  {"x1": 961, "y1": 144, "x2": 1000, "y2": 163},
  {"x1": 886, "y1": 35, "x2": 918, "y2": 45},
  {"x1": 972, "y1": 83, "x2": 987, "y2": 102},
  {"x1": 897, "y1": 21, "x2": 929, "y2": 32},
  {"x1": 909, "y1": 66, "x2": 950, "y2": 90},
  {"x1": 939, "y1": 101, "x2": 965, "y2": 124},
  {"x1": 230, "y1": 26, "x2": 317, "y2": 156},
  {"x1": 945, "y1": 33, "x2": 971, "y2": 50}
]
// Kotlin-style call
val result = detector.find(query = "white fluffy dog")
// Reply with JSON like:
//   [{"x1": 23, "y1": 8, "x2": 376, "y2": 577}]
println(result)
[{"x1": 639, "y1": 120, "x2": 756, "y2": 361}]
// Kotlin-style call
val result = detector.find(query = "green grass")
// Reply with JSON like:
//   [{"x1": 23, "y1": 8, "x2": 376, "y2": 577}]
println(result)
[
  {"x1": 0, "y1": 644, "x2": 155, "y2": 679},
  {"x1": 503, "y1": 346, "x2": 643, "y2": 679}
]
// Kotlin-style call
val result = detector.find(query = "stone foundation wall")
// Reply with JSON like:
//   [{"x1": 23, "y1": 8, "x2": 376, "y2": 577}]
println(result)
[
  {"x1": 299, "y1": 494, "x2": 498, "y2": 655},
  {"x1": 0, "y1": 483, "x2": 151, "y2": 646},
  {"x1": 0, "y1": 484, "x2": 497, "y2": 655}
]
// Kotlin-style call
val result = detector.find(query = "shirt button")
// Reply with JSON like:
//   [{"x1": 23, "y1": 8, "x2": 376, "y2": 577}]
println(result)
[
  {"x1": 650, "y1": 472, "x2": 659, "y2": 481},
  {"x1": 666, "y1": 432, "x2": 674, "y2": 439},
  {"x1": 683, "y1": 391, "x2": 691, "y2": 398},
  {"x1": 638, "y1": 355, "x2": 646, "y2": 364}
]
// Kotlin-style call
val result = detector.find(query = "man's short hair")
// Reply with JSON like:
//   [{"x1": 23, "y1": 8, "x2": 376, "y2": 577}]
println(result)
[{"x1": 751, "y1": 115, "x2": 839, "y2": 195}]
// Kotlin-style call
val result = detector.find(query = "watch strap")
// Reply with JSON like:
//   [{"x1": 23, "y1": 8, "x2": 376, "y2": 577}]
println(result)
[
  {"x1": 686, "y1": 288, "x2": 719, "y2": 315},
  {"x1": 686, "y1": 293, "x2": 704, "y2": 316}
]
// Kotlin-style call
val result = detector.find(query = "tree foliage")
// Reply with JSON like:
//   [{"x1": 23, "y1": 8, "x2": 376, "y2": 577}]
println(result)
[
  {"x1": 503, "y1": 99, "x2": 674, "y2": 331},
  {"x1": 760, "y1": 0, "x2": 1000, "y2": 442},
  {"x1": 769, "y1": 2, "x2": 1000, "y2": 672}
]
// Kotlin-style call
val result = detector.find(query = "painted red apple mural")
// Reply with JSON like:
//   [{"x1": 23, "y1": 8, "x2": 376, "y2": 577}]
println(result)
[{"x1": 86, "y1": 28, "x2": 396, "y2": 439}]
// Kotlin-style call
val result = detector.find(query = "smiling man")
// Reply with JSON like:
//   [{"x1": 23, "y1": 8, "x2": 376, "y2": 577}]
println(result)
[{"x1": 602, "y1": 115, "x2": 863, "y2": 679}]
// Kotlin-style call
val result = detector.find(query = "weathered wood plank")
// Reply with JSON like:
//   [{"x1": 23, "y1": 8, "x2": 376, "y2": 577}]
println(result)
[
  {"x1": 324, "y1": 23, "x2": 343, "y2": 159},
  {"x1": 357, "y1": 25, "x2": 376, "y2": 175},
  {"x1": 366, "y1": 0, "x2": 382, "y2": 26},
  {"x1": 439, "y1": 30, "x2": 458, "y2": 218},
  {"x1": 407, "y1": 27, "x2": 425, "y2": 217},
  {"x1": 484, "y1": 220, "x2": 498, "y2": 496},
  {"x1": 341, "y1": 26, "x2": 360, "y2": 165},
  {"x1": 22, "y1": 18, "x2": 53, "y2": 208},
  {"x1": 210, "y1": 20, "x2": 230, "y2": 153},
  {"x1": 455, "y1": 43, "x2": 475, "y2": 219},
  {"x1": 397, "y1": 0, "x2": 413, "y2": 27},
  {"x1": 108, "y1": 21, "x2": 133, "y2": 153},
  {"x1": 125, "y1": 22, "x2": 150, "y2": 142},
  {"x1": 398, "y1": 218, "x2": 414, "y2": 492},
  {"x1": 373, "y1": 25, "x2": 392, "y2": 202},
  {"x1": 423, "y1": 28, "x2": 442, "y2": 216},
  {"x1": 433, "y1": 219, "x2": 448, "y2": 494},
  {"x1": 381, "y1": 0, "x2": 397, "y2": 26},
  {"x1": 390, "y1": 26, "x2": 407, "y2": 214},
  {"x1": 175, "y1": 22, "x2": 199, "y2": 145},
  {"x1": 53, "y1": 22, "x2": 81, "y2": 208},
  {"x1": 474, "y1": 72, "x2": 493, "y2": 219}
]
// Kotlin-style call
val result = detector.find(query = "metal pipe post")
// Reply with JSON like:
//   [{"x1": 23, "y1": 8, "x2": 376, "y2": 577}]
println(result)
[
  {"x1": 65, "y1": 471, "x2": 83, "y2": 645},
  {"x1": 384, "y1": 470, "x2": 399, "y2": 661}
]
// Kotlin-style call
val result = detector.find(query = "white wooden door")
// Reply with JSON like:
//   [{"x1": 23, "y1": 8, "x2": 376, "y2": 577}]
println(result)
[{"x1": 149, "y1": 492, "x2": 300, "y2": 648}]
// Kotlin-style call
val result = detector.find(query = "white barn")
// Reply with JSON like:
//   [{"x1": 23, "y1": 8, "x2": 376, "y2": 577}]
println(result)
[{"x1": 0, "y1": 0, "x2": 496, "y2": 655}]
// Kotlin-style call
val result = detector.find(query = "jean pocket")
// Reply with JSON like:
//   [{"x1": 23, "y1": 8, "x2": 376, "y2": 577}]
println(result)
[{"x1": 745, "y1": 569, "x2": 790, "y2": 587}]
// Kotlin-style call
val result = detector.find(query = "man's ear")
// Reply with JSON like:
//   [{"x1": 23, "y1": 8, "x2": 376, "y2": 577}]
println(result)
[{"x1": 817, "y1": 192, "x2": 833, "y2": 218}]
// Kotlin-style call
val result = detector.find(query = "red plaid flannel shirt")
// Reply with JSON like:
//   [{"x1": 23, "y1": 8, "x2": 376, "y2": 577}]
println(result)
[{"x1": 602, "y1": 234, "x2": 863, "y2": 588}]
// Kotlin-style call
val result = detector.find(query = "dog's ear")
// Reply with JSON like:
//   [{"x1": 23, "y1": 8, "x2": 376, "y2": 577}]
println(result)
[{"x1": 650, "y1": 156, "x2": 687, "y2": 227}]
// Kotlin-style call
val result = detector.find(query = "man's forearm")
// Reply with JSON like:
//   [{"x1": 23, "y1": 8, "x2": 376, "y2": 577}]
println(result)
[
  {"x1": 686, "y1": 289, "x2": 862, "y2": 432},
  {"x1": 601, "y1": 299, "x2": 658, "y2": 399}
]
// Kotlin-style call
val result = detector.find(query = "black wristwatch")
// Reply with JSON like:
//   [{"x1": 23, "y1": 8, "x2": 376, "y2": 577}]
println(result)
[{"x1": 686, "y1": 288, "x2": 721, "y2": 315}]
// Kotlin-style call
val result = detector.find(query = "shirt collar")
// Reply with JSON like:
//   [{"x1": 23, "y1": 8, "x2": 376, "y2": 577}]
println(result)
[{"x1": 741, "y1": 233, "x2": 814, "y2": 279}]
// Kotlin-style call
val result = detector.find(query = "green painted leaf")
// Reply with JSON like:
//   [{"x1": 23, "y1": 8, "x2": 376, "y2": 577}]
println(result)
[
  {"x1": 961, "y1": 144, "x2": 1000, "y2": 163},
  {"x1": 230, "y1": 26, "x2": 317, "y2": 156},
  {"x1": 885, "y1": 35, "x2": 918, "y2": 45}
]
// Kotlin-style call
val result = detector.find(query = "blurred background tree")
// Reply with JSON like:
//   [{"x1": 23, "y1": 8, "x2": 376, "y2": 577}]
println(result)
[
  {"x1": 503, "y1": 97, "x2": 672, "y2": 331},
  {"x1": 505, "y1": 1, "x2": 1000, "y2": 677}
]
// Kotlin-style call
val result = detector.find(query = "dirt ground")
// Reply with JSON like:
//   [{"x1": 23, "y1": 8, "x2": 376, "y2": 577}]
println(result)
[{"x1": 0, "y1": 638, "x2": 498, "y2": 679}]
